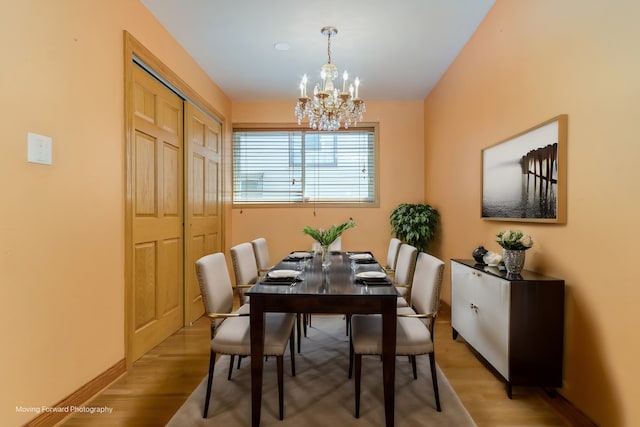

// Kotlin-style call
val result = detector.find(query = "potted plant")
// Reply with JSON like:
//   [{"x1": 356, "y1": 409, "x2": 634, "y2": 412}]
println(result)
[
  {"x1": 496, "y1": 229, "x2": 534, "y2": 274},
  {"x1": 303, "y1": 219, "x2": 356, "y2": 266},
  {"x1": 390, "y1": 203, "x2": 439, "y2": 252}
]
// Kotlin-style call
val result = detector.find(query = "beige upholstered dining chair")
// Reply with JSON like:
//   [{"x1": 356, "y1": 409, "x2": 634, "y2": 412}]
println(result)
[
  {"x1": 384, "y1": 237, "x2": 402, "y2": 279},
  {"x1": 252, "y1": 237, "x2": 305, "y2": 352},
  {"x1": 251, "y1": 237, "x2": 273, "y2": 275},
  {"x1": 195, "y1": 252, "x2": 296, "y2": 420},
  {"x1": 349, "y1": 251, "x2": 445, "y2": 417},
  {"x1": 230, "y1": 242, "x2": 260, "y2": 305},
  {"x1": 393, "y1": 243, "x2": 418, "y2": 307}
]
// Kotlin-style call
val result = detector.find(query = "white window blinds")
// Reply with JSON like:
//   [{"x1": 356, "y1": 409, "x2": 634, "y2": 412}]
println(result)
[{"x1": 233, "y1": 128, "x2": 376, "y2": 205}]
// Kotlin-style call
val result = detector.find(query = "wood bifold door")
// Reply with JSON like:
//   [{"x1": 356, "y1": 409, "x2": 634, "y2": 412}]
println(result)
[
  {"x1": 127, "y1": 63, "x2": 222, "y2": 364},
  {"x1": 184, "y1": 103, "x2": 222, "y2": 324}
]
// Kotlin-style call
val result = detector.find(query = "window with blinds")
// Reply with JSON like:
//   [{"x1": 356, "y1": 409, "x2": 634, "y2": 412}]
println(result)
[{"x1": 233, "y1": 127, "x2": 377, "y2": 205}]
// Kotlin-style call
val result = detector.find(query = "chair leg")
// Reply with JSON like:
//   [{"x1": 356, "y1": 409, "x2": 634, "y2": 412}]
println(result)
[
  {"x1": 296, "y1": 313, "x2": 302, "y2": 353},
  {"x1": 237, "y1": 355, "x2": 242, "y2": 369},
  {"x1": 289, "y1": 329, "x2": 296, "y2": 376},
  {"x1": 203, "y1": 350, "x2": 216, "y2": 418},
  {"x1": 411, "y1": 355, "x2": 418, "y2": 380},
  {"x1": 429, "y1": 352, "x2": 442, "y2": 412},
  {"x1": 354, "y1": 353, "x2": 362, "y2": 418},
  {"x1": 228, "y1": 355, "x2": 235, "y2": 380},
  {"x1": 304, "y1": 313, "x2": 309, "y2": 336},
  {"x1": 345, "y1": 314, "x2": 351, "y2": 336},
  {"x1": 277, "y1": 355, "x2": 284, "y2": 420},
  {"x1": 348, "y1": 336, "x2": 354, "y2": 379}
]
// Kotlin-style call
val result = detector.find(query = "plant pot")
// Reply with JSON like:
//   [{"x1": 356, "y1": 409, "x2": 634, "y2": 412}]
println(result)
[{"x1": 502, "y1": 249, "x2": 526, "y2": 275}]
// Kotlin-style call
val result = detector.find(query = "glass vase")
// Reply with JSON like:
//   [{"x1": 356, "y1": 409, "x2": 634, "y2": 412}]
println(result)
[
  {"x1": 321, "y1": 245, "x2": 330, "y2": 269},
  {"x1": 503, "y1": 249, "x2": 526, "y2": 275}
]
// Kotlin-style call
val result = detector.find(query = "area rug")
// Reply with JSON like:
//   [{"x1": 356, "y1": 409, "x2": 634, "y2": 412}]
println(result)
[{"x1": 167, "y1": 315, "x2": 476, "y2": 427}]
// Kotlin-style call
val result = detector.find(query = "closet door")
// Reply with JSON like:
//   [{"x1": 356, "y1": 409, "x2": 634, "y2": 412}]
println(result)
[
  {"x1": 128, "y1": 65, "x2": 184, "y2": 363},
  {"x1": 185, "y1": 103, "x2": 222, "y2": 324}
]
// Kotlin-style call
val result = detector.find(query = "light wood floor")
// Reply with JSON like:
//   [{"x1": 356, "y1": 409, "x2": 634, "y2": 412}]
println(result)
[{"x1": 58, "y1": 305, "x2": 593, "y2": 427}]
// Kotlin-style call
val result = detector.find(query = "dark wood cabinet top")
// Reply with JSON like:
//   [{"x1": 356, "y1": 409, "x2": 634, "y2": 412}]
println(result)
[{"x1": 451, "y1": 259, "x2": 563, "y2": 283}]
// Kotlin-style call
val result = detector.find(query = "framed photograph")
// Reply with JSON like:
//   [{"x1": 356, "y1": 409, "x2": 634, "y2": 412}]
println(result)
[{"x1": 481, "y1": 114, "x2": 567, "y2": 223}]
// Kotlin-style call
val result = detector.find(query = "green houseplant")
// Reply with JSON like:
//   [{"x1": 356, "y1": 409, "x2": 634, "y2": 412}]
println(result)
[
  {"x1": 390, "y1": 203, "x2": 439, "y2": 252},
  {"x1": 302, "y1": 219, "x2": 356, "y2": 247},
  {"x1": 303, "y1": 219, "x2": 356, "y2": 266}
]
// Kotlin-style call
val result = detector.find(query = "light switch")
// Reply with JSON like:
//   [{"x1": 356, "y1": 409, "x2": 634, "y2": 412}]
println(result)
[{"x1": 27, "y1": 132, "x2": 52, "y2": 165}]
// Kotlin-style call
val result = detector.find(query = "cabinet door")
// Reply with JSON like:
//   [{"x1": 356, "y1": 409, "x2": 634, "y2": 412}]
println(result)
[
  {"x1": 451, "y1": 262, "x2": 510, "y2": 380},
  {"x1": 451, "y1": 262, "x2": 476, "y2": 342},
  {"x1": 474, "y1": 270, "x2": 510, "y2": 380}
]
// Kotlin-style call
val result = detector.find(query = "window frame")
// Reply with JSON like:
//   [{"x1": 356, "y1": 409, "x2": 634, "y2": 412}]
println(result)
[{"x1": 232, "y1": 123, "x2": 380, "y2": 208}]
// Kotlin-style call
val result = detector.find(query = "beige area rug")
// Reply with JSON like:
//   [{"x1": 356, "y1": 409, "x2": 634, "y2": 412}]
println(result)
[{"x1": 167, "y1": 315, "x2": 476, "y2": 427}]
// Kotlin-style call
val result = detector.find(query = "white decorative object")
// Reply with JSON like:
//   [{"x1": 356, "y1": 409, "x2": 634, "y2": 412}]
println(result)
[{"x1": 482, "y1": 251, "x2": 502, "y2": 266}]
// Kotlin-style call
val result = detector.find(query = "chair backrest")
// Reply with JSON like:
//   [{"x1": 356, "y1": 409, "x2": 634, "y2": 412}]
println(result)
[
  {"x1": 311, "y1": 236, "x2": 342, "y2": 252},
  {"x1": 386, "y1": 237, "x2": 402, "y2": 270},
  {"x1": 195, "y1": 252, "x2": 234, "y2": 317},
  {"x1": 251, "y1": 237, "x2": 271, "y2": 271},
  {"x1": 410, "y1": 252, "x2": 445, "y2": 321},
  {"x1": 393, "y1": 243, "x2": 418, "y2": 285},
  {"x1": 230, "y1": 242, "x2": 259, "y2": 286}
]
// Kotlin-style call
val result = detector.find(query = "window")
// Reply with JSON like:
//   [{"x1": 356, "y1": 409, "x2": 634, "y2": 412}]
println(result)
[{"x1": 233, "y1": 126, "x2": 377, "y2": 205}]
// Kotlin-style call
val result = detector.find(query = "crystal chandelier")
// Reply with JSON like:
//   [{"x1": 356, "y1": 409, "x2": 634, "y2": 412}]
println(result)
[{"x1": 295, "y1": 26, "x2": 366, "y2": 131}]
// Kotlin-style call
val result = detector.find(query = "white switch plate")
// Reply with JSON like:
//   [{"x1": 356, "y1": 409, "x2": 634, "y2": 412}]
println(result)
[{"x1": 27, "y1": 132, "x2": 52, "y2": 165}]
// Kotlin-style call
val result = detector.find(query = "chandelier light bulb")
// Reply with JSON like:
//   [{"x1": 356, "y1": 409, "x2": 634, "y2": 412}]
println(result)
[{"x1": 300, "y1": 74, "x2": 308, "y2": 97}]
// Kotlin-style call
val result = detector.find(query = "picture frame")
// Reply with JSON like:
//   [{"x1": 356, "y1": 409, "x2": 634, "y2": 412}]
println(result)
[{"x1": 481, "y1": 114, "x2": 567, "y2": 223}]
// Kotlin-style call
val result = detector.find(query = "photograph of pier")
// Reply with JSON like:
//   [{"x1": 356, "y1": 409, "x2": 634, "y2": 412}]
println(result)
[{"x1": 482, "y1": 115, "x2": 567, "y2": 222}]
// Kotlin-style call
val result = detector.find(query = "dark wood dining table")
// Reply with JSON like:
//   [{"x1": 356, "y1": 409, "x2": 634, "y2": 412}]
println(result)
[{"x1": 246, "y1": 251, "x2": 398, "y2": 427}]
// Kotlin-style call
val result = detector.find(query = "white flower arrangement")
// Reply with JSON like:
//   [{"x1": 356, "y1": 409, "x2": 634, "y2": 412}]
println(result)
[{"x1": 496, "y1": 230, "x2": 534, "y2": 250}]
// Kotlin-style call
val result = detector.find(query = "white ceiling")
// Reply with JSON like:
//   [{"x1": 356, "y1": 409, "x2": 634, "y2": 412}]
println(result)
[{"x1": 141, "y1": 0, "x2": 495, "y2": 102}]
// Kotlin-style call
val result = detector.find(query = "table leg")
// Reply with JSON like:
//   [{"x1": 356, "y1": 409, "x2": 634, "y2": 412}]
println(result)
[
  {"x1": 381, "y1": 300, "x2": 397, "y2": 427},
  {"x1": 250, "y1": 298, "x2": 265, "y2": 427}
]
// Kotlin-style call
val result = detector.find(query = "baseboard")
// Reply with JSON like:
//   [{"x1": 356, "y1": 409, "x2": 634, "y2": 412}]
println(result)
[
  {"x1": 539, "y1": 389, "x2": 598, "y2": 427},
  {"x1": 24, "y1": 359, "x2": 126, "y2": 427}
]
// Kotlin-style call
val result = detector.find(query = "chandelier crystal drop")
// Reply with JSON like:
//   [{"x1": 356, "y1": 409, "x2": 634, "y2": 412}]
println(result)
[{"x1": 294, "y1": 26, "x2": 366, "y2": 131}]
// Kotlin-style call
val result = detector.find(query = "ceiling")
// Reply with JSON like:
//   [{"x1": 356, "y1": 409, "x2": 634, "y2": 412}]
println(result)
[{"x1": 141, "y1": 0, "x2": 495, "y2": 102}]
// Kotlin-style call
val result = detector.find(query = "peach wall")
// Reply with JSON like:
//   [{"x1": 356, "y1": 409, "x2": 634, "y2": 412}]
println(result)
[
  {"x1": 231, "y1": 101, "x2": 425, "y2": 263},
  {"x1": 0, "y1": 1, "x2": 230, "y2": 425},
  {"x1": 424, "y1": 1, "x2": 640, "y2": 425}
]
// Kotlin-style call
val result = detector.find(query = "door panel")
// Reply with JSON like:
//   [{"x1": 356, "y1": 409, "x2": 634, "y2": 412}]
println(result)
[
  {"x1": 185, "y1": 103, "x2": 222, "y2": 323},
  {"x1": 128, "y1": 65, "x2": 184, "y2": 363},
  {"x1": 134, "y1": 242, "x2": 156, "y2": 329}
]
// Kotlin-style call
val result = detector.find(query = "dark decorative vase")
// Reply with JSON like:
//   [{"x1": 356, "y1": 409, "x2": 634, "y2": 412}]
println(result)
[{"x1": 472, "y1": 246, "x2": 488, "y2": 264}]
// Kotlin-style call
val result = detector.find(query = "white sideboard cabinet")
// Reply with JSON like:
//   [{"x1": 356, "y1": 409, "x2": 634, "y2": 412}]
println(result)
[{"x1": 451, "y1": 259, "x2": 564, "y2": 398}]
